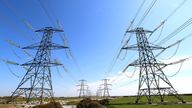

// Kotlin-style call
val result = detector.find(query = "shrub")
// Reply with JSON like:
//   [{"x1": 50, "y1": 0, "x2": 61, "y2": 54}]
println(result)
[
  {"x1": 77, "y1": 98, "x2": 105, "y2": 108},
  {"x1": 32, "y1": 101, "x2": 62, "y2": 108}
]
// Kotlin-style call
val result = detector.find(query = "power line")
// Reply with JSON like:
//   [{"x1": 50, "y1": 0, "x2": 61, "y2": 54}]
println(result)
[
  {"x1": 158, "y1": 42, "x2": 180, "y2": 60},
  {"x1": 5, "y1": 62, "x2": 20, "y2": 78},
  {"x1": 10, "y1": 46, "x2": 21, "y2": 59},
  {"x1": 37, "y1": 0, "x2": 55, "y2": 26},
  {"x1": 0, "y1": 58, "x2": 27, "y2": 79},
  {"x1": 167, "y1": 62, "x2": 184, "y2": 77},
  {"x1": 110, "y1": 72, "x2": 124, "y2": 84},
  {"x1": 37, "y1": 0, "x2": 85, "y2": 79},
  {"x1": 108, "y1": 57, "x2": 137, "y2": 83},
  {"x1": 56, "y1": 20, "x2": 85, "y2": 77},
  {"x1": 106, "y1": 0, "x2": 159, "y2": 79},
  {"x1": 1, "y1": 0, "x2": 36, "y2": 42},
  {"x1": 0, "y1": 34, "x2": 34, "y2": 58},
  {"x1": 148, "y1": 0, "x2": 188, "y2": 40},
  {"x1": 122, "y1": 0, "x2": 147, "y2": 39},
  {"x1": 62, "y1": 66, "x2": 78, "y2": 84},
  {"x1": 148, "y1": 20, "x2": 165, "y2": 39},
  {"x1": 132, "y1": 0, "x2": 147, "y2": 24},
  {"x1": 158, "y1": 18, "x2": 192, "y2": 45},
  {"x1": 110, "y1": 66, "x2": 137, "y2": 84},
  {"x1": 54, "y1": 64, "x2": 77, "y2": 84},
  {"x1": 53, "y1": 58, "x2": 78, "y2": 84},
  {"x1": 123, "y1": 67, "x2": 137, "y2": 78},
  {"x1": 55, "y1": 64, "x2": 64, "y2": 78},
  {"x1": 151, "y1": 23, "x2": 164, "y2": 43},
  {"x1": 154, "y1": 31, "x2": 192, "y2": 59},
  {"x1": 23, "y1": 20, "x2": 41, "y2": 40},
  {"x1": 137, "y1": 0, "x2": 158, "y2": 27},
  {"x1": 37, "y1": 0, "x2": 85, "y2": 80},
  {"x1": 104, "y1": 0, "x2": 147, "y2": 78},
  {"x1": 165, "y1": 0, "x2": 188, "y2": 21}
]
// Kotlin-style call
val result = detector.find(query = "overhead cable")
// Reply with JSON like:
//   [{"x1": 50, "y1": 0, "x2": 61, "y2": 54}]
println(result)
[
  {"x1": 148, "y1": 0, "x2": 188, "y2": 40},
  {"x1": 137, "y1": 0, "x2": 158, "y2": 27},
  {"x1": 158, "y1": 18, "x2": 192, "y2": 45},
  {"x1": 167, "y1": 62, "x2": 183, "y2": 77},
  {"x1": 165, "y1": 0, "x2": 188, "y2": 21},
  {"x1": 37, "y1": 0, "x2": 55, "y2": 25},
  {"x1": 105, "y1": 0, "x2": 148, "y2": 78}
]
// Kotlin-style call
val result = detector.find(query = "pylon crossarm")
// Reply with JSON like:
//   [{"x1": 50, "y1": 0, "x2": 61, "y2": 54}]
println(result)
[
  {"x1": 128, "y1": 28, "x2": 153, "y2": 33},
  {"x1": 122, "y1": 44, "x2": 165, "y2": 51},
  {"x1": 121, "y1": 44, "x2": 138, "y2": 50},
  {"x1": 166, "y1": 57, "x2": 191, "y2": 66},
  {"x1": 155, "y1": 39, "x2": 183, "y2": 57},
  {"x1": 148, "y1": 43, "x2": 166, "y2": 50},
  {"x1": 22, "y1": 43, "x2": 68, "y2": 50},
  {"x1": 21, "y1": 61, "x2": 63, "y2": 67},
  {"x1": 1, "y1": 59, "x2": 20, "y2": 66},
  {"x1": 7, "y1": 27, "x2": 66, "y2": 105},
  {"x1": 35, "y1": 27, "x2": 63, "y2": 32},
  {"x1": 128, "y1": 62, "x2": 167, "y2": 67}
]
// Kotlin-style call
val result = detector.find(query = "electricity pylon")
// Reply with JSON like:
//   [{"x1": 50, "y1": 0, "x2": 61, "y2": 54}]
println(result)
[
  {"x1": 101, "y1": 79, "x2": 111, "y2": 99},
  {"x1": 122, "y1": 27, "x2": 185, "y2": 104},
  {"x1": 86, "y1": 86, "x2": 92, "y2": 97},
  {"x1": 7, "y1": 27, "x2": 68, "y2": 105},
  {"x1": 96, "y1": 86, "x2": 102, "y2": 97},
  {"x1": 77, "y1": 79, "x2": 87, "y2": 98}
]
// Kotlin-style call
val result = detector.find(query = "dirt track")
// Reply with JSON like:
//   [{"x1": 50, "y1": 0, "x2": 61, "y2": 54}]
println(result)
[{"x1": 0, "y1": 104, "x2": 15, "y2": 108}]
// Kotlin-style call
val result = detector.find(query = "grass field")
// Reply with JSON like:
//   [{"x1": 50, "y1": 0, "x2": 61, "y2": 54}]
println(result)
[
  {"x1": 107, "y1": 95, "x2": 192, "y2": 108},
  {"x1": 107, "y1": 104, "x2": 192, "y2": 108},
  {"x1": 1, "y1": 95, "x2": 192, "y2": 108}
]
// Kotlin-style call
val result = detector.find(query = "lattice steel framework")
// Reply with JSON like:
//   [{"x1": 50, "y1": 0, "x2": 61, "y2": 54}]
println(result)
[
  {"x1": 77, "y1": 79, "x2": 87, "y2": 98},
  {"x1": 7, "y1": 27, "x2": 68, "y2": 104},
  {"x1": 96, "y1": 86, "x2": 102, "y2": 97},
  {"x1": 122, "y1": 28, "x2": 185, "y2": 104},
  {"x1": 101, "y1": 79, "x2": 111, "y2": 99}
]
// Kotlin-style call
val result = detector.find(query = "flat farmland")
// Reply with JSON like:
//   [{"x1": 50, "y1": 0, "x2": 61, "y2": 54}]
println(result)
[{"x1": 108, "y1": 95, "x2": 192, "y2": 108}]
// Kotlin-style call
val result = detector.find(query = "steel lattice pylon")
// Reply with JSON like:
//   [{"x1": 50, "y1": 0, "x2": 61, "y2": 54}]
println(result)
[
  {"x1": 7, "y1": 27, "x2": 68, "y2": 104},
  {"x1": 77, "y1": 79, "x2": 87, "y2": 98},
  {"x1": 101, "y1": 79, "x2": 111, "y2": 99},
  {"x1": 122, "y1": 28, "x2": 185, "y2": 104}
]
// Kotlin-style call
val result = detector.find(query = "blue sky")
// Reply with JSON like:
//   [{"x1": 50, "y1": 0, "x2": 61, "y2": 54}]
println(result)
[{"x1": 0, "y1": 0, "x2": 192, "y2": 97}]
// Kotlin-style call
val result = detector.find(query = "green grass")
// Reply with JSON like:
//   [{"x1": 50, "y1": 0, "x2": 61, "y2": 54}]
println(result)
[
  {"x1": 107, "y1": 95, "x2": 192, "y2": 108},
  {"x1": 2, "y1": 95, "x2": 192, "y2": 108},
  {"x1": 107, "y1": 104, "x2": 192, "y2": 108}
]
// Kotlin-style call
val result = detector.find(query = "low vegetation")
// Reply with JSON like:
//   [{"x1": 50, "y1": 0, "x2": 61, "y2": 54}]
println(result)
[
  {"x1": 77, "y1": 98, "x2": 105, "y2": 108},
  {"x1": 107, "y1": 95, "x2": 192, "y2": 108},
  {"x1": 1, "y1": 95, "x2": 192, "y2": 108},
  {"x1": 32, "y1": 102, "x2": 62, "y2": 108}
]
